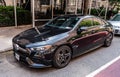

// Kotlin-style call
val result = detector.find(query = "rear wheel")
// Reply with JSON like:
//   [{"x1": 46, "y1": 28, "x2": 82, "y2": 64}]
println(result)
[
  {"x1": 53, "y1": 46, "x2": 72, "y2": 68},
  {"x1": 104, "y1": 33, "x2": 113, "y2": 47}
]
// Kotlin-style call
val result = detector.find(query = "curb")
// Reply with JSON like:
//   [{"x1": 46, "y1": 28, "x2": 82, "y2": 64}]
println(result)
[{"x1": 0, "y1": 47, "x2": 13, "y2": 53}]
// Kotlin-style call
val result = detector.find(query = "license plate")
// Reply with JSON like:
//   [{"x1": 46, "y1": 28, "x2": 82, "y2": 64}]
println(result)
[{"x1": 15, "y1": 53, "x2": 20, "y2": 61}]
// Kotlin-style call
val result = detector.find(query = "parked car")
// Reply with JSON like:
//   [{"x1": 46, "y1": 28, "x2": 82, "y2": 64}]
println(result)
[
  {"x1": 108, "y1": 14, "x2": 120, "y2": 35},
  {"x1": 13, "y1": 15, "x2": 113, "y2": 68}
]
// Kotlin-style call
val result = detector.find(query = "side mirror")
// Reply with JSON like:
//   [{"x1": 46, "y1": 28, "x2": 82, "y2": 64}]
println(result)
[{"x1": 77, "y1": 27, "x2": 87, "y2": 34}]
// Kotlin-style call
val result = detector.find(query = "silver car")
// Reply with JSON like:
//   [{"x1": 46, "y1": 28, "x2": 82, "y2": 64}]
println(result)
[{"x1": 108, "y1": 14, "x2": 120, "y2": 35}]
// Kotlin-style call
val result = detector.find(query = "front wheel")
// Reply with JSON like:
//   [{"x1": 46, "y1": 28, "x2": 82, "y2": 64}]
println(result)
[
  {"x1": 53, "y1": 46, "x2": 72, "y2": 68},
  {"x1": 104, "y1": 33, "x2": 113, "y2": 47}
]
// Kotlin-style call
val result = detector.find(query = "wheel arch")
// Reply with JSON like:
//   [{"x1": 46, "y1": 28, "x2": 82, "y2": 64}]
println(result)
[
  {"x1": 54, "y1": 43, "x2": 73, "y2": 57},
  {"x1": 52, "y1": 43, "x2": 73, "y2": 68}
]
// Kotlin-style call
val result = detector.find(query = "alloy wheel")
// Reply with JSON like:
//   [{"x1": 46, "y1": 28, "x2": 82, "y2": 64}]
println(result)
[
  {"x1": 53, "y1": 46, "x2": 72, "y2": 68},
  {"x1": 104, "y1": 33, "x2": 113, "y2": 47}
]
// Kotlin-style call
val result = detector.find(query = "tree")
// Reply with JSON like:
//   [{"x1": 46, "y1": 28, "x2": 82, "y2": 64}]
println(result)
[{"x1": 109, "y1": 0, "x2": 120, "y2": 10}]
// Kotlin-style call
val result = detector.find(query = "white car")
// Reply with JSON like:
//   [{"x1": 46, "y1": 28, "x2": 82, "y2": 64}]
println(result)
[{"x1": 108, "y1": 14, "x2": 120, "y2": 35}]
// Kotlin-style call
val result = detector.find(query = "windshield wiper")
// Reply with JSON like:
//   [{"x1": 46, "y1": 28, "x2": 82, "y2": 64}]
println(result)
[
  {"x1": 34, "y1": 26, "x2": 41, "y2": 34},
  {"x1": 34, "y1": 26, "x2": 49, "y2": 41}
]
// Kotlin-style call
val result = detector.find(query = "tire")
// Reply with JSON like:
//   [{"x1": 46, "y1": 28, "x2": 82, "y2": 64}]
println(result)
[
  {"x1": 104, "y1": 33, "x2": 113, "y2": 47},
  {"x1": 53, "y1": 46, "x2": 72, "y2": 68}
]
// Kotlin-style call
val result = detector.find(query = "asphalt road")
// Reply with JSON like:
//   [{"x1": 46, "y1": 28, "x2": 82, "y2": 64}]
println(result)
[{"x1": 0, "y1": 36, "x2": 120, "y2": 77}]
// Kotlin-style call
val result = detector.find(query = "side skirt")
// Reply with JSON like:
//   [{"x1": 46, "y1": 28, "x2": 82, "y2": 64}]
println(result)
[{"x1": 72, "y1": 44, "x2": 103, "y2": 58}]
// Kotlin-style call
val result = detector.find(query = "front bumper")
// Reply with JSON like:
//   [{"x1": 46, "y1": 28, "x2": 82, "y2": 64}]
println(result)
[
  {"x1": 14, "y1": 52, "x2": 52, "y2": 68},
  {"x1": 114, "y1": 29, "x2": 120, "y2": 35},
  {"x1": 13, "y1": 43, "x2": 53, "y2": 68},
  {"x1": 26, "y1": 57, "x2": 51, "y2": 68}
]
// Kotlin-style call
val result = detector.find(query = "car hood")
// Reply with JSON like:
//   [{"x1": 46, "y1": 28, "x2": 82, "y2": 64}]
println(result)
[
  {"x1": 13, "y1": 26, "x2": 69, "y2": 47},
  {"x1": 108, "y1": 21, "x2": 120, "y2": 26}
]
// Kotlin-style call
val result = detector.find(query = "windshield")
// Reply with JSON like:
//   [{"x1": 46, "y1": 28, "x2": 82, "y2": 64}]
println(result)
[
  {"x1": 111, "y1": 15, "x2": 120, "y2": 21},
  {"x1": 46, "y1": 16, "x2": 80, "y2": 29}
]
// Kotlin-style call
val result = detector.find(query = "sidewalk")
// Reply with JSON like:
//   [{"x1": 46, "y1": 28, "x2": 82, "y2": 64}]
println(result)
[{"x1": 0, "y1": 25, "x2": 32, "y2": 53}]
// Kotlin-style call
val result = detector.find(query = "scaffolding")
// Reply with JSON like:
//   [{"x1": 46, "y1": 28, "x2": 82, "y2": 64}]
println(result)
[
  {"x1": 88, "y1": 0, "x2": 109, "y2": 19},
  {"x1": 31, "y1": 0, "x2": 84, "y2": 27},
  {"x1": 13, "y1": 0, "x2": 109, "y2": 27}
]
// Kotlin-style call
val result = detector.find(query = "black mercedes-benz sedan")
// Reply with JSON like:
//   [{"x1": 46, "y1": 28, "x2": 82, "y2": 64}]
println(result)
[{"x1": 13, "y1": 15, "x2": 113, "y2": 68}]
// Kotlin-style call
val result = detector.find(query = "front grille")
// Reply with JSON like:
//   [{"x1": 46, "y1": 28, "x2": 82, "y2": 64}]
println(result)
[{"x1": 13, "y1": 43, "x2": 31, "y2": 55}]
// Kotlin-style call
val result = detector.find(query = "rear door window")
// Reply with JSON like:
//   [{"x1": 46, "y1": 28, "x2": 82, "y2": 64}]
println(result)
[{"x1": 92, "y1": 17, "x2": 105, "y2": 26}]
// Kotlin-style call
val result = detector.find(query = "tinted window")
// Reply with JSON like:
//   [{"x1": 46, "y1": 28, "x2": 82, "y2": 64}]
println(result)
[
  {"x1": 93, "y1": 17, "x2": 104, "y2": 26},
  {"x1": 111, "y1": 15, "x2": 120, "y2": 21},
  {"x1": 46, "y1": 16, "x2": 80, "y2": 29},
  {"x1": 79, "y1": 18, "x2": 93, "y2": 27},
  {"x1": 78, "y1": 17, "x2": 106, "y2": 30}
]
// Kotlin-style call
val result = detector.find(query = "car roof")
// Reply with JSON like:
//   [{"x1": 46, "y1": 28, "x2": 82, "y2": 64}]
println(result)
[
  {"x1": 112, "y1": 13, "x2": 120, "y2": 17},
  {"x1": 115, "y1": 13, "x2": 120, "y2": 15}
]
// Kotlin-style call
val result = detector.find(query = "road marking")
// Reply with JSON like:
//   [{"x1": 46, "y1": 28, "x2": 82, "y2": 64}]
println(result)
[{"x1": 86, "y1": 55, "x2": 120, "y2": 77}]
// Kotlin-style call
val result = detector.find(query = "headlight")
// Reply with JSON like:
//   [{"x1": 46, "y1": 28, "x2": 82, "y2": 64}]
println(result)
[
  {"x1": 33, "y1": 45, "x2": 52, "y2": 57},
  {"x1": 34, "y1": 45, "x2": 52, "y2": 51}
]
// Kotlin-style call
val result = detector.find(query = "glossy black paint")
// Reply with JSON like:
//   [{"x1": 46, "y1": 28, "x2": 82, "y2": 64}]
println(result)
[{"x1": 13, "y1": 15, "x2": 113, "y2": 68}]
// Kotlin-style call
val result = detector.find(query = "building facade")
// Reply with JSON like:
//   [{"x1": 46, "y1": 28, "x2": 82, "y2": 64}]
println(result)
[
  {"x1": 0, "y1": 0, "x2": 108, "y2": 21},
  {"x1": 5, "y1": 0, "x2": 13, "y2": 6}
]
